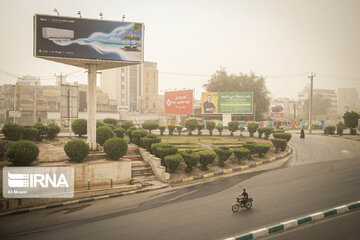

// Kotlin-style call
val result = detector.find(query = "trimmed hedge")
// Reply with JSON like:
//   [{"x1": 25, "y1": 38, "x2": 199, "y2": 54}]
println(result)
[
  {"x1": 114, "y1": 128, "x2": 125, "y2": 138},
  {"x1": 2, "y1": 123, "x2": 24, "y2": 141},
  {"x1": 206, "y1": 121, "x2": 216, "y2": 136},
  {"x1": 72, "y1": 119, "x2": 87, "y2": 137},
  {"x1": 64, "y1": 139, "x2": 89, "y2": 162},
  {"x1": 96, "y1": 121, "x2": 105, "y2": 128},
  {"x1": 33, "y1": 123, "x2": 48, "y2": 141},
  {"x1": 23, "y1": 126, "x2": 39, "y2": 142},
  {"x1": 185, "y1": 119, "x2": 198, "y2": 135},
  {"x1": 96, "y1": 126, "x2": 115, "y2": 146},
  {"x1": 228, "y1": 121, "x2": 239, "y2": 136},
  {"x1": 233, "y1": 148, "x2": 251, "y2": 162},
  {"x1": 141, "y1": 133, "x2": 161, "y2": 153},
  {"x1": 104, "y1": 138, "x2": 128, "y2": 159},
  {"x1": 103, "y1": 118, "x2": 118, "y2": 126},
  {"x1": 181, "y1": 149, "x2": 200, "y2": 173},
  {"x1": 131, "y1": 129, "x2": 149, "y2": 146},
  {"x1": 256, "y1": 144, "x2": 270, "y2": 157},
  {"x1": 164, "y1": 154, "x2": 183, "y2": 173},
  {"x1": 271, "y1": 138, "x2": 287, "y2": 152},
  {"x1": 197, "y1": 124, "x2": 204, "y2": 136},
  {"x1": 151, "y1": 143, "x2": 178, "y2": 165},
  {"x1": 247, "y1": 122, "x2": 259, "y2": 137},
  {"x1": 214, "y1": 146, "x2": 232, "y2": 167},
  {"x1": 159, "y1": 126, "x2": 166, "y2": 136},
  {"x1": 199, "y1": 150, "x2": 216, "y2": 171},
  {"x1": 243, "y1": 142, "x2": 257, "y2": 154},
  {"x1": 142, "y1": 122, "x2": 159, "y2": 132},
  {"x1": 121, "y1": 121, "x2": 135, "y2": 131},
  {"x1": 127, "y1": 126, "x2": 137, "y2": 141},
  {"x1": 105, "y1": 123, "x2": 116, "y2": 130},
  {"x1": 168, "y1": 125, "x2": 175, "y2": 135},
  {"x1": 257, "y1": 128, "x2": 264, "y2": 138},
  {"x1": 176, "y1": 126, "x2": 183, "y2": 135},
  {"x1": 6, "y1": 140, "x2": 39, "y2": 166},
  {"x1": 273, "y1": 132, "x2": 292, "y2": 142},
  {"x1": 272, "y1": 130, "x2": 285, "y2": 134},
  {"x1": 47, "y1": 123, "x2": 60, "y2": 139},
  {"x1": 336, "y1": 122, "x2": 346, "y2": 136},
  {"x1": 216, "y1": 126, "x2": 224, "y2": 136},
  {"x1": 262, "y1": 127, "x2": 274, "y2": 140},
  {"x1": 324, "y1": 126, "x2": 336, "y2": 135}
]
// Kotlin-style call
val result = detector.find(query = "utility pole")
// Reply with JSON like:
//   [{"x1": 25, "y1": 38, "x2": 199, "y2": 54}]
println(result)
[
  {"x1": 308, "y1": 72, "x2": 315, "y2": 133},
  {"x1": 13, "y1": 85, "x2": 17, "y2": 123},
  {"x1": 68, "y1": 85, "x2": 72, "y2": 138}
]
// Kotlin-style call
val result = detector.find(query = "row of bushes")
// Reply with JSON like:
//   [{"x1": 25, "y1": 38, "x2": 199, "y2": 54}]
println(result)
[
  {"x1": 2, "y1": 122, "x2": 60, "y2": 142},
  {"x1": 324, "y1": 122, "x2": 357, "y2": 136}
]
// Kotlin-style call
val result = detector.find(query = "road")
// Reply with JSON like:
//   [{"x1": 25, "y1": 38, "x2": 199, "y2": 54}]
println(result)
[{"x1": 0, "y1": 135, "x2": 360, "y2": 240}]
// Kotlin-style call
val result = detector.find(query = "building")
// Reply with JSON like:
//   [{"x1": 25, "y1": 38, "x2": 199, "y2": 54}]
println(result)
[
  {"x1": 100, "y1": 61, "x2": 158, "y2": 114},
  {"x1": 337, "y1": 88, "x2": 360, "y2": 115}
]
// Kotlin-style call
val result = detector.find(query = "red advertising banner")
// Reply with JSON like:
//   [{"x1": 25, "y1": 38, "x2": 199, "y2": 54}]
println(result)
[
  {"x1": 165, "y1": 90, "x2": 193, "y2": 115},
  {"x1": 270, "y1": 101, "x2": 284, "y2": 119}
]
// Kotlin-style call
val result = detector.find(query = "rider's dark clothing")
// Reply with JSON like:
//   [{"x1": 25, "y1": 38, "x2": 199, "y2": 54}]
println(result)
[{"x1": 241, "y1": 191, "x2": 248, "y2": 199}]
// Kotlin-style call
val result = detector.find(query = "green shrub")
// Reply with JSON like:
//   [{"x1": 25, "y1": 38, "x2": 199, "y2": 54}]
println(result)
[
  {"x1": 206, "y1": 121, "x2": 216, "y2": 136},
  {"x1": 47, "y1": 123, "x2": 60, "y2": 139},
  {"x1": 141, "y1": 133, "x2": 161, "y2": 152},
  {"x1": 242, "y1": 142, "x2": 257, "y2": 154},
  {"x1": 273, "y1": 132, "x2": 292, "y2": 142},
  {"x1": 180, "y1": 150, "x2": 200, "y2": 173},
  {"x1": 121, "y1": 121, "x2": 135, "y2": 131},
  {"x1": 152, "y1": 143, "x2": 178, "y2": 165},
  {"x1": 214, "y1": 146, "x2": 232, "y2": 167},
  {"x1": 262, "y1": 127, "x2": 274, "y2": 140},
  {"x1": 105, "y1": 123, "x2": 116, "y2": 130},
  {"x1": 96, "y1": 121, "x2": 105, "y2": 128},
  {"x1": 228, "y1": 121, "x2": 239, "y2": 136},
  {"x1": 164, "y1": 154, "x2": 183, "y2": 173},
  {"x1": 246, "y1": 141, "x2": 256, "y2": 145},
  {"x1": 96, "y1": 126, "x2": 115, "y2": 146},
  {"x1": 23, "y1": 126, "x2": 39, "y2": 142},
  {"x1": 350, "y1": 129, "x2": 357, "y2": 135},
  {"x1": 199, "y1": 150, "x2": 216, "y2": 171},
  {"x1": 114, "y1": 128, "x2": 125, "y2": 138},
  {"x1": 216, "y1": 125, "x2": 224, "y2": 136},
  {"x1": 127, "y1": 126, "x2": 137, "y2": 141},
  {"x1": 71, "y1": 119, "x2": 87, "y2": 137},
  {"x1": 104, "y1": 138, "x2": 128, "y2": 159},
  {"x1": 142, "y1": 122, "x2": 159, "y2": 132},
  {"x1": 2, "y1": 123, "x2": 24, "y2": 141},
  {"x1": 33, "y1": 123, "x2": 48, "y2": 141},
  {"x1": 185, "y1": 119, "x2": 198, "y2": 135},
  {"x1": 233, "y1": 148, "x2": 251, "y2": 162},
  {"x1": 159, "y1": 126, "x2": 166, "y2": 135},
  {"x1": 131, "y1": 129, "x2": 149, "y2": 146},
  {"x1": 197, "y1": 124, "x2": 204, "y2": 136},
  {"x1": 336, "y1": 122, "x2": 346, "y2": 136},
  {"x1": 247, "y1": 122, "x2": 259, "y2": 137},
  {"x1": 255, "y1": 144, "x2": 270, "y2": 157},
  {"x1": 324, "y1": 126, "x2": 336, "y2": 135},
  {"x1": 176, "y1": 126, "x2": 183, "y2": 135},
  {"x1": 6, "y1": 140, "x2": 39, "y2": 166},
  {"x1": 64, "y1": 139, "x2": 89, "y2": 162},
  {"x1": 257, "y1": 128, "x2": 264, "y2": 138},
  {"x1": 272, "y1": 130, "x2": 285, "y2": 134},
  {"x1": 343, "y1": 111, "x2": 359, "y2": 134},
  {"x1": 168, "y1": 125, "x2": 176, "y2": 135},
  {"x1": 271, "y1": 138, "x2": 287, "y2": 152},
  {"x1": 103, "y1": 118, "x2": 118, "y2": 126}
]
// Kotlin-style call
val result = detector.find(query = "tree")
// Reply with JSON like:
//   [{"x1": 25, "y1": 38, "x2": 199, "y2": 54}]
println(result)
[
  {"x1": 197, "y1": 124, "x2": 204, "y2": 136},
  {"x1": 228, "y1": 121, "x2": 239, "y2": 136},
  {"x1": 343, "y1": 111, "x2": 359, "y2": 135},
  {"x1": 185, "y1": 119, "x2": 198, "y2": 136},
  {"x1": 176, "y1": 126, "x2": 183, "y2": 135},
  {"x1": 216, "y1": 125, "x2": 224, "y2": 136},
  {"x1": 303, "y1": 94, "x2": 332, "y2": 116},
  {"x1": 121, "y1": 121, "x2": 135, "y2": 131},
  {"x1": 142, "y1": 122, "x2": 159, "y2": 133},
  {"x1": 203, "y1": 69, "x2": 270, "y2": 120},
  {"x1": 168, "y1": 125, "x2": 176, "y2": 135},
  {"x1": 122, "y1": 33, "x2": 140, "y2": 46},
  {"x1": 206, "y1": 121, "x2": 216, "y2": 136}
]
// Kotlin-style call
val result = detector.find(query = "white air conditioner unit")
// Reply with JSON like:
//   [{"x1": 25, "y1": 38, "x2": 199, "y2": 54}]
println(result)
[{"x1": 42, "y1": 27, "x2": 74, "y2": 40}]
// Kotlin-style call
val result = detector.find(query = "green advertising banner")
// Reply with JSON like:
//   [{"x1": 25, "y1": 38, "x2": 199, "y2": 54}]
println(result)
[{"x1": 218, "y1": 92, "x2": 253, "y2": 114}]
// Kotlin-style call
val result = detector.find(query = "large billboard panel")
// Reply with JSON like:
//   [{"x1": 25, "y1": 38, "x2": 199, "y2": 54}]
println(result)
[
  {"x1": 202, "y1": 92, "x2": 253, "y2": 114},
  {"x1": 270, "y1": 101, "x2": 284, "y2": 119},
  {"x1": 34, "y1": 14, "x2": 144, "y2": 64},
  {"x1": 165, "y1": 90, "x2": 193, "y2": 115}
]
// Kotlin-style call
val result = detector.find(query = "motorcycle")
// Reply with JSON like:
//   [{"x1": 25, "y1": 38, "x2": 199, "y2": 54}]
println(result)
[{"x1": 232, "y1": 197, "x2": 253, "y2": 212}]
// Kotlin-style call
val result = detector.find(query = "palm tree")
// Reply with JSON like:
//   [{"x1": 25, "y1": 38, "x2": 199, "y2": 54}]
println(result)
[{"x1": 121, "y1": 32, "x2": 140, "y2": 46}]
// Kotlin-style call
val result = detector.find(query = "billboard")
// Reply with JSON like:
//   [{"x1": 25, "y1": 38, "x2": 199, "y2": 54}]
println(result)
[
  {"x1": 270, "y1": 101, "x2": 284, "y2": 119},
  {"x1": 165, "y1": 90, "x2": 193, "y2": 115},
  {"x1": 201, "y1": 92, "x2": 253, "y2": 114},
  {"x1": 34, "y1": 14, "x2": 144, "y2": 67}
]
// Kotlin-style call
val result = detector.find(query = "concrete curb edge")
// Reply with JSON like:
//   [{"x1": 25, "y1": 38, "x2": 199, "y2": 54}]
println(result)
[{"x1": 224, "y1": 200, "x2": 360, "y2": 240}]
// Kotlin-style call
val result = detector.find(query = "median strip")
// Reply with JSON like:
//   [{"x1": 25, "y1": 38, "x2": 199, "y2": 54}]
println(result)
[{"x1": 224, "y1": 200, "x2": 360, "y2": 240}]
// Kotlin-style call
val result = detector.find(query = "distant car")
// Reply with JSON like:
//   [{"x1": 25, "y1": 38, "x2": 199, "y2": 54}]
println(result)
[{"x1": 271, "y1": 105, "x2": 283, "y2": 112}]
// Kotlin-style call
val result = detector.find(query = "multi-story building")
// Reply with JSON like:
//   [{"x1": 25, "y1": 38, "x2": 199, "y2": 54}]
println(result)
[
  {"x1": 100, "y1": 61, "x2": 158, "y2": 114},
  {"x1": 337, "y1": 88, "x2": 360, "y2": 115}
]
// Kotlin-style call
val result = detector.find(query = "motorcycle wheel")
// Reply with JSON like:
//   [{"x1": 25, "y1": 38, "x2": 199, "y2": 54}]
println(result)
[
  {"x1": 232, "y1": 203, "x2": 240, "y2": 212},
  {"x1": 245, "y1": 201, "x2": 252, "y2": 209}
]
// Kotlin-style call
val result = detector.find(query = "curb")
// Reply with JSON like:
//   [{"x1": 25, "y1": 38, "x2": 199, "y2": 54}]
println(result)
[
  {"x1": 224, "y1": 200, "x2": 360, "y2": 240},
  {"x1": 169, "y1": 147, "x2": 293, "y2": 185},
  {"x1": 0, "y1": 184, "x2": 170, "y2": 217}
]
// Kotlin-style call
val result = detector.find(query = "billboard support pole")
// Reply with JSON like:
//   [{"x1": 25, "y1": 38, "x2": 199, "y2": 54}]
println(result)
[{"x1": 87, "y1": 64, "x2": 97, "y2": 151}]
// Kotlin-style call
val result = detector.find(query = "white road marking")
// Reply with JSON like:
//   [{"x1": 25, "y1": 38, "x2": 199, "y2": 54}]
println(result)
[{"x1": 342, "y1": 150, "x2": 349, "y2": 153}]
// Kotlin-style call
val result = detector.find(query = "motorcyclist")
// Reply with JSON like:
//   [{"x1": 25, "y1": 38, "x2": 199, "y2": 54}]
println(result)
[{"x1": 239, "y1": 188, "x2": 248, "y2": 205}]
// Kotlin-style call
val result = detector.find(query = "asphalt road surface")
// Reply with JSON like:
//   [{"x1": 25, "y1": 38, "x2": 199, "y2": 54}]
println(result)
[{"x1": 1, "y1": 135, "x2": 360, "y2": 240}]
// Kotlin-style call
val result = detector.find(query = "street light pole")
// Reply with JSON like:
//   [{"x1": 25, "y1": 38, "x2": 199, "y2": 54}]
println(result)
[{"x1": 308, "y1": 72, "x2": 315, "y2": 133}]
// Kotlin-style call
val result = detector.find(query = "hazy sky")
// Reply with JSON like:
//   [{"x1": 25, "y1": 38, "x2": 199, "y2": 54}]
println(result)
[{"x1": 0, "y1": 0, "x2": 359, "y2": 100}]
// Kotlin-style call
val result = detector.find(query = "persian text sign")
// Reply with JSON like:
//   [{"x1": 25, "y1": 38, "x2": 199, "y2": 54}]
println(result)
[
  {"x1": 3, "y1": 167, "x2": 74, "y2": 198},
  {"x1": 218, "y1": 92, "x2": 253, "y2": 114},
  {"x1": 165, "y1": 90, "x2": 193, "y2": 114}
]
